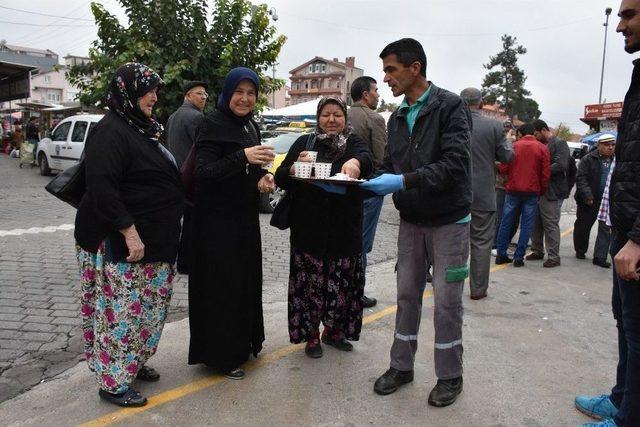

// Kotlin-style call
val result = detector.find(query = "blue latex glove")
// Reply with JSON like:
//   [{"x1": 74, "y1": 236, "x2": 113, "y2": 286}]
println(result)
[
  {"x1": 359, "y1": 174, "x2": 404, "y2": 195},
  {"x1": 312, "y1": 182, "x2": 347, "y2": 195}
]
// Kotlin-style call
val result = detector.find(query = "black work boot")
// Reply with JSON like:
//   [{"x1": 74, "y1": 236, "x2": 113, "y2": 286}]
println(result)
[
  {"x1": 428, "y1": 376, "x2": 463, "y2": 407},
  {"x1": 373, "y1": 368, "x2": 414, "y2": 395}
]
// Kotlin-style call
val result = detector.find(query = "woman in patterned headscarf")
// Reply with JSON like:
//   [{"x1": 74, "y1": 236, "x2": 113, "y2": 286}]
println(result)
[
  {"x1": 74, "y1": 63, "x2": 184, "y2": 407},
  {"x1": 274, "y1": 96, "x2": 373, "y2": 359}
]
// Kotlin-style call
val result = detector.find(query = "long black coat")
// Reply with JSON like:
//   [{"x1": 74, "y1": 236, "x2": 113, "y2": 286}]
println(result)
[
  {"x1": 274, "y1": 133, "x2": 373, "y2": 258},
  {"x1": 188, "y1": 110, "x2": 265, "y2": 371}
]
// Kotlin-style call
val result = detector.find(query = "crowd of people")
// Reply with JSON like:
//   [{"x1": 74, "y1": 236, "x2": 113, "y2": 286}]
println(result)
[{"x1": 65, "y1": 2, "x2": 640, "y2": 424}]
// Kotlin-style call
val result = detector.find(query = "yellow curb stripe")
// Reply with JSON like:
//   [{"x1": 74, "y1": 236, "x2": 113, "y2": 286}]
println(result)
[{"x1": 80, "y1": 227, "x2": 575, "y2": 426}]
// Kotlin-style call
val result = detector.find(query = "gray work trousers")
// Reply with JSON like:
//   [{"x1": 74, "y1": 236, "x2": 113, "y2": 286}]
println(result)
[
  {"x1": 531, "y1": 197, "x2": 563, "y2": 261},
  {"x1": 470, "y1": 210, "x2": 496, "y2": 296},
  {"x1": 390, "y1": 219, "x2": 469, "y2": 380}
]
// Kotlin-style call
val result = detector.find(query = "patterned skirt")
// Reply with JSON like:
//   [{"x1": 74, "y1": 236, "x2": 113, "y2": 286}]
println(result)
[
  {"x1": 76, "y1": 244, "x2": 174, "y2": 394},
  {"x1": 288, "y1": 248, "x2": 364, "y2": 343}
]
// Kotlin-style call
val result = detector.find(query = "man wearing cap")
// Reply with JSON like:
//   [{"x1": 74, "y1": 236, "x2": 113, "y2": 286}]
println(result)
[
  {"x1": 460, "y1": 88, "x2": 513, "y2": 300},
  {"x1": 573, "y1": 134, "x2": 615, "y2": 268},
  {"x1": 527, "y1": 119, "x2": 571, "y2": 268},
  {"x1": 166, "y1": 80, "x2": 208, "y2": 274}
]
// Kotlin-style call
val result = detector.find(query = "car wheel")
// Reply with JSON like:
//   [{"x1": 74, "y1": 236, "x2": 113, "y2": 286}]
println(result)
[
  {"x1": 39, "y1": 153, "x2": 52, "y2": 176},
  {"x1": 259, "y1": 192, "x2": 274, "y2": 213}
]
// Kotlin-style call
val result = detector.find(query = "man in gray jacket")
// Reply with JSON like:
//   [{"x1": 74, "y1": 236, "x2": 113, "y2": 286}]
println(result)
[
  {"x1": 349, "y1": 76, "x2": 387, "y2": 308},
  {"x1": 166, "y1": 80, "x2": 208, "y2": 168},
  {"x1": 460, "y1": 88, "x2": 513, "y2": 300},
  {"x1": 166, "y1": 80, "x2": 208, "y2": 274},
  {"x1": 527, "y1": 119, "x2": 571, "y2": 267}
]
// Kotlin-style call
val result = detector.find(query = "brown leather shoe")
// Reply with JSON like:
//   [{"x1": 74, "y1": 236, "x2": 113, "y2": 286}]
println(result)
[
  {"x1": 543, "y1": 258, "x2": 561, "y2": 268},
  {"x1": 470, "y1": 291, "x2": 487, "y2": 300},
  {"x1": 525, "y1": 252, "x2": 544, "y2": 261}
]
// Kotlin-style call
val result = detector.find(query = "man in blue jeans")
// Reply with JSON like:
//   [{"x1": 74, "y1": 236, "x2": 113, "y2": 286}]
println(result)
[
  {"x1": 495, "y1": 123, "x2": 550, "y2": 267},
  {"x1": 575, "y1": 1, "x2": 640, "y2": 425},
  {"x1": 349, "y1": 76, "x2": 387, "y2": 308}
]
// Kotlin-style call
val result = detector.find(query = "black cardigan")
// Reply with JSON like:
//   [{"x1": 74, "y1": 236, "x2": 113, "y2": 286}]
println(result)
[
  {"x1": 274, "y1": 133, "x2": 373, "y2": 258},
  {"x1": 75, "y1": 111, "x2": 184, "y2": 263}
]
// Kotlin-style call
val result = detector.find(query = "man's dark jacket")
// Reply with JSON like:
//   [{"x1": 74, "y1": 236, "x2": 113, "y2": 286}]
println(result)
[
  {"x1": 166, "y1": 101, "x2": 204, "y2": 168},
  {"x1": 574, "y1": 150, "x2": 609, "y2": 206},
  {"x1": 379, "y1": 82, "x2": 472, "y2": 226},
  {"x1": 610, "y1": 59, "x2": 640, "y2": 243},
  {"x1": 543, "y1": 136, "x2": 571, "y2": 201}
]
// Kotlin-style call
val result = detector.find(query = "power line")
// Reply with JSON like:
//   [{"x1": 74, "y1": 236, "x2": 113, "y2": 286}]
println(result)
[
  {"x1": 0, "y1": 5, "x2": 94, "y2": 21},
  {"x1": 0, "y1": 20, "x2": 94, "y2": 28}
]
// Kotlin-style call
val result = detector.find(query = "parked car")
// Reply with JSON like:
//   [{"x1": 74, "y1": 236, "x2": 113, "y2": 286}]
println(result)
[
  {"x1": 567, "y1": 141, "x2": 590, "y2": 161},
  {"x1": 258, "y1": 131, "x2": 313, "y2": 213},
  {"x1": 36, "y1": 114, "x2": 104, "y2": 176}
]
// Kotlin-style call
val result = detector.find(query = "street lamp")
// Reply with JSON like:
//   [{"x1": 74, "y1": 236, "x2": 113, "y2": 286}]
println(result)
[{"x1": 599, "y1": 7, "x2": 613, "y2": 104}]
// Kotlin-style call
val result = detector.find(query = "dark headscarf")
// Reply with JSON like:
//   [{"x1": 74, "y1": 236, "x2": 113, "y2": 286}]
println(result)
[
  {"x1": 106, "y1": 62, "x2": 164, "y2": 140},
  {"x1": 315, "y1": 96, "x2": 352, "y2": 161},
  {"x1": 217, "y1": 67, "x2": 260, "y2": 125}
]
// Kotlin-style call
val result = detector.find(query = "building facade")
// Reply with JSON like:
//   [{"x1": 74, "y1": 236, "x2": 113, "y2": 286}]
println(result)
[{"x1": 289, "y1": 56, "x2": 363, "y2": 106}]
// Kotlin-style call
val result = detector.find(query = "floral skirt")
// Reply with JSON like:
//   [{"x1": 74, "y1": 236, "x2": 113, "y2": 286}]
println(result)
[
  {"x1": 288, "y1": 248, "x2": 364, "y2": 343},
  {"x1": 76, "y1": 244, "x2": 174, "y2": 394}
]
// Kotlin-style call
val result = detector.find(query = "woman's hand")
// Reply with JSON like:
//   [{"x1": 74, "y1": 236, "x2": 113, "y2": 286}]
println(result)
[
  {"x1": 341, "y1": 158, "x2": 361, "y2": 179},
  {"x1": 258, "y1": 173, "x2": 275, "y2": 193},
  {"x1": 296, "y1": 151, "x2": 315, "y2": 163},
  {"x1": 245, "y1": 145, "x2": 275, "y2": 165},
  {"x1": 120, "y1": 225, "x2": 145, "y2": 262}
]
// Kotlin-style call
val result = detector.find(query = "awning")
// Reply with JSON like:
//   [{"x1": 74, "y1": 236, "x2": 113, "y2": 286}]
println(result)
[
  {"x1": 0, "y1": 61, "x2": 38, "y2": 102},
  {"x1": 16, "y1": 101, "x2": 60, "y2": 110}
]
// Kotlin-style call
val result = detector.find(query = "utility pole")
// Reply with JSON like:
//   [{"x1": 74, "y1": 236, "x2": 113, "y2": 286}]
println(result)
[{"x1": 599, "y1": 7, "x2": 612, "y2": 104}]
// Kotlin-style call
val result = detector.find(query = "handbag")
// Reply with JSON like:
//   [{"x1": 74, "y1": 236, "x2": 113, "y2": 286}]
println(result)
[
  {"x1": 44, "y1": 156, "x2": 86, "y2": 209},
  {"x1": 270, "y1": 134, "x2": 315, "y2": 230}
]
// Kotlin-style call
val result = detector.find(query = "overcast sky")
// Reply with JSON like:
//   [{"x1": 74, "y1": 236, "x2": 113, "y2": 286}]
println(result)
[{"x1": 0, "y1": 0, "x2": 634, "y2": 132}]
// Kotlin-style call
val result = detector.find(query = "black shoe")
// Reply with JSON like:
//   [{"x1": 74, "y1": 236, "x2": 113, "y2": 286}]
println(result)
[
  {"x1": 135, "y1": 365, "x2": 160, "y2": 382},
  {"x1": 362, "y1": 295, "x2": 378, "y2": 308},
  {"x1": 428, "y1": 377, "x2": 463, "y2": 407},
  {"x1": 374, "y1": 368, "x2": 414, "y2": 395},
  {"x1": 593, "y1": 258, "x2": 611, "y2": 268},
  {"x1": 576, "y1": 252, "x2": 586, "y2": 260},
  {"x1": 470, "y1": 290, "x2": 487, "y2": 300},
  {"x1": 495, "y1": 256, "x2": 513, "y2": 265},
  {"x1": 513, "y1": 259, "x2": 524, "y2": 267},
  {"x1": 224, "y1": 368, "x2": 245, "y2": 380},
  {"x1": 525, "y1": 252, "x2": 544, "y2": 261},
  {"x1": 98, "y1": 388, "x2": 148, "y2": 407},
  {"x1": 305, "y1": 339, "x2": 323, "y2": 358},
  {"x1": 321, "y1": 334, "x2": 353, "y2": 351}
]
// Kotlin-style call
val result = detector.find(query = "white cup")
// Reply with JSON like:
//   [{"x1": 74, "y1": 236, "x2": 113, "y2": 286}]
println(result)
[
  {"x1": 294, "y1": 161, "x2": 313, "y2": 178},
  {"x1": 261, "y1": 142, "x2": 275, "y2": 170},
  {"x1": 306, "y1": 151, "x2": 318, "y2": 163},
  {"x1": 314, "y1": 162, "x2": 332, "y2": 179}
]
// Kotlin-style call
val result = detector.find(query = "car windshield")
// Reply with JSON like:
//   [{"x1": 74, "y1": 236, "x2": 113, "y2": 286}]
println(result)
[{"x1": 264, "y1": 132, "x2": 302, "y2": 154}]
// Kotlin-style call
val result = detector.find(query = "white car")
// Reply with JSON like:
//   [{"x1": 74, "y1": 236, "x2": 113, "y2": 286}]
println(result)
[{"x1": 36, "y1": 114, "x2": 103, "y2": 176}]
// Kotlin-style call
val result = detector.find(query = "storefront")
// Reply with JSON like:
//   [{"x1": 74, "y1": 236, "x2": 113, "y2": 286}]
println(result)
[{"x1": 580, "y1": 101, "x2": 623, "y2": 132}]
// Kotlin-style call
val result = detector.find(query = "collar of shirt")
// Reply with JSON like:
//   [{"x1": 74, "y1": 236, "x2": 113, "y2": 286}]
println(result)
[{"x1": 399, "y1": 85, "x2": 432, "y2": 112}]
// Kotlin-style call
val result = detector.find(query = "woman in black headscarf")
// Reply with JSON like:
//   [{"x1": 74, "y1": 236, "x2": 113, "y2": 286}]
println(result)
[
  {"x1": 274, "y1": 96, "x2": 373, "y2": 359},
  {"x1": 75, "y1": 63, "x2": 184, "y2": 407},
  {"x1": 188, "y1": 68, "x2": 275, "y2": 379}
]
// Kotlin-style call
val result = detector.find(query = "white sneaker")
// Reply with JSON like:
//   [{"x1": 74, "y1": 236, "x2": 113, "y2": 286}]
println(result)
[{"x1": 491, "y1": 249, "x2": 497, "y2": 257}]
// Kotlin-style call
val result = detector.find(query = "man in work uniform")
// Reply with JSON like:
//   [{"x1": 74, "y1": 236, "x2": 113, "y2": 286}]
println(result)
[
  {"x1": 361, "y1": 38, "x2": 472, "y2": 407},
  {"x1": 166, "y1": 80, "x2": 208, "y2": 274},
  {"x1": 349, "y1": 75, "x2": 387, "y2": 308}
]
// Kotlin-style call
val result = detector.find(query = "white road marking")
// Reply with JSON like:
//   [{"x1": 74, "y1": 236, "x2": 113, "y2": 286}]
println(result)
[{"x1": 0, "y1": 224, "x2": 75, "y2": 237}]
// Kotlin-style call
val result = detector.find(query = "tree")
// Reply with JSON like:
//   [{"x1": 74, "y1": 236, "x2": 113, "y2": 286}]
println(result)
[
  {"x1": 67, "y1": 0, "x2": 286, "y2": 121},
  {"x1": 481, "y1": 34, "x2": 541, "y2": 122},
  {"x1": 555, "y1": 122, "x2": 573, "y2": 141},
  {"x1": 376, "y1": 100, "x2": 398, "y2": 112}
]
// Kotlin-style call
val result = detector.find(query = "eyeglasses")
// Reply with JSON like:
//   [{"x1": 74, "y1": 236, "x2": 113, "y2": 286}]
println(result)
[{"x1": 192, "y1": 91, "x2": 208, "y2": 98}]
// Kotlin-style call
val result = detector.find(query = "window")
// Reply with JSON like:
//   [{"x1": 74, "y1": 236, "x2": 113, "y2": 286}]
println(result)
[
  {"x1": 295, "y1": 82, "x2": 300, "y2": 90},
  {"x1": 321, "y1": 64, "x2": 326, "y2": 73},
  {"x1": 308, "y1": 64, "x2": 313, "y2": 73},
  {"x1": 51, "y1": 122, "x2": 71, "y2": 142},
  {"x1": 46, "y1": 90, "x2": 61, "y2": 102},
  {"x1": 71, "y1": 121, "x2": 88, "y2": 142},
  {"x1": 88, "y1": 122, "x2": 97, "y2": 136},
  {"x1": 44, "y1": 75, "x2": 51, "y2": 83},
  {"x1": 305, "y1": 82, "x2": 309, "y2": 89}
]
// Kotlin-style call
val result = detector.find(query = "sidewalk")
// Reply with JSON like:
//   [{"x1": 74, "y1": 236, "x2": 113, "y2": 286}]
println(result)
[{"x1": 0, "y1": 214, "x2": 617, "y2": 426}]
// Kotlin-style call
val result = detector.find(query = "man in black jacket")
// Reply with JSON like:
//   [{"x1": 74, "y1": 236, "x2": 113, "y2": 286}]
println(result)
[
  {"x1": 573, "y1": 135, "x2": 615, "y2": 267},
  {"x1": 527, "y1": 119, "x2": 571, "y2": 268},
  {"x1": 574, "y1": 1, "x2": 640, "y2": 425},
  {"x1": 361, "y1": 38, "x2": 471, "y2": 407}
]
